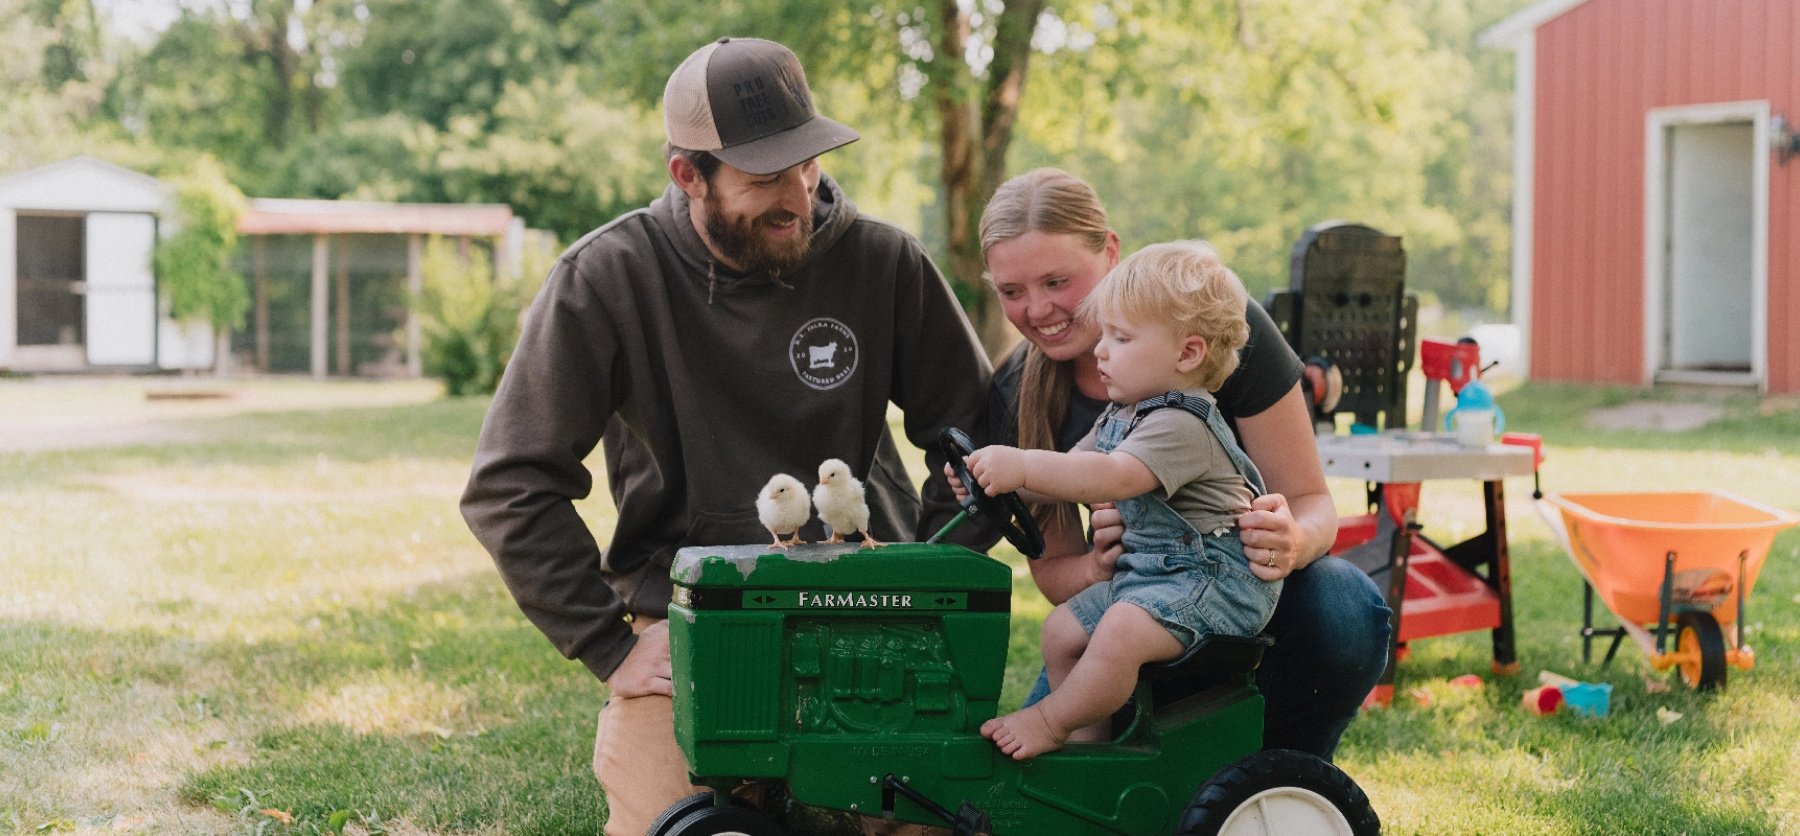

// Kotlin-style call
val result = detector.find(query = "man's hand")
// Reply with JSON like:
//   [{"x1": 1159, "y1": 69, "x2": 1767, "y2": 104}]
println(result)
[
  {"x1": 1239, "y1": 493, "x2": 1302, "y2": 582},
  {"x1": 965, "y1": 446, "x2": 1029, "y2": 496},
  {"x1": 604, "y1": 619, "x2": 674, "y2": 698}
]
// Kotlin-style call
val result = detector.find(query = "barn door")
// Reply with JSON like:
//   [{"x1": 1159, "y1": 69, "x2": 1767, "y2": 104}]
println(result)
[
  {"x1": 1661, "y1": 122, "x2": 1754, "y2": 374},
  {"x1": 83, "y1": 212, "x2": 157, "y2": 365}
]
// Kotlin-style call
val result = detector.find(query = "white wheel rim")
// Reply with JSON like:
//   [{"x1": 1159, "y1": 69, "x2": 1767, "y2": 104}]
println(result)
[{"x1": 1217, "y1": 786, "x2": 1354, "y2": 836}]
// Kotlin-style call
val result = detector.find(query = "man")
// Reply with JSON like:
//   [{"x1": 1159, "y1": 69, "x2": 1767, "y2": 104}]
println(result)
[{"x1": 460, "y1": 37, "x2": 991, "y2": 835}]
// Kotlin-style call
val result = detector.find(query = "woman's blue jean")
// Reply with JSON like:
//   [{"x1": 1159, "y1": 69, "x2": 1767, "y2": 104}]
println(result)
[{"x1": 1024, "y1": 555, "x2": 1391, "y2": 760}]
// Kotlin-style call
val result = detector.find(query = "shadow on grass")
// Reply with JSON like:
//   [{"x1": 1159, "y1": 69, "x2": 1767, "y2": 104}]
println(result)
[
  {"x1": 3, "y1": 573, "x2": 606, "y2": 835},
  {"x1": 0, "y1": 397, "x2": 492, "y2": 490},
  {"x1": 1497, "y1": 382, "x2": 1800, "y2": 456}
]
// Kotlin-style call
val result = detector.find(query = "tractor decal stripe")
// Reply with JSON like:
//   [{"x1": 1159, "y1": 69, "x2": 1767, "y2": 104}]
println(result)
[{"x1": 672, "y1": 586, "x2": 1009, "y2": 612}]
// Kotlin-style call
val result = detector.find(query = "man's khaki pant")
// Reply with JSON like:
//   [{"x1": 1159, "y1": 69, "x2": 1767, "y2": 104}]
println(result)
[
  {"x1": 593, "y1": 618, "x2": 706, "y2": 836},
  {"x1": 592, "y1": 617, "x2": 945, "y2": 836}
]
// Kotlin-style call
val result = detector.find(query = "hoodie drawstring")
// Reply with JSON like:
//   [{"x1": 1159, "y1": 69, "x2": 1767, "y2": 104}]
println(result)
[{"x1": 705, "y1": 263, "x2": 797, "y2": 305}]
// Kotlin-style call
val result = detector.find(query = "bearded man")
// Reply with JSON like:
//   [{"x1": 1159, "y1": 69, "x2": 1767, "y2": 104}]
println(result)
[{"x1": 460, "y1": 37, "x2": 991, "y2": 836}]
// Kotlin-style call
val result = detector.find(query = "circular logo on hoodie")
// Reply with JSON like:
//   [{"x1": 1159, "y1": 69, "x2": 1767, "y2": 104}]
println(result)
[{"x1": 789, "y1": 318, "x2": 858, "y2": 390}]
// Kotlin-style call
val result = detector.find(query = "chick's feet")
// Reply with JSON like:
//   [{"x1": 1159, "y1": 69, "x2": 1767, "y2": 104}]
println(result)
[
  {"x1": 980, "y1": 705, "x2": 1067, "y2": 760},
  {"x1": 857, "y1": 532, "x2": 884, "y2": 549},
  {"x1": 768, "y1": 531, "x2": 791, "y2": 550},
  {"x1": 782, "y1": 533, "x2": 805, "y2": 547}
]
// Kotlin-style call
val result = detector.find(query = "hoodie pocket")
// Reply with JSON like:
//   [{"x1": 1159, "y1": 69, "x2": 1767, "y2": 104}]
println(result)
[{"x1": 688, "y1": 508, "x2": 767, "y2": 547}]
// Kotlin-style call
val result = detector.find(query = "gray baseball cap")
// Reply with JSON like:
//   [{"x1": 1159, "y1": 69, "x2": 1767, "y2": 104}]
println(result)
[{"x1": 663, "y1": 37, "x2": 860, "y2": 176}]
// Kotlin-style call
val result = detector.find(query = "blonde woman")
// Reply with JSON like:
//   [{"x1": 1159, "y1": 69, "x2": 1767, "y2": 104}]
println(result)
[
  {"x1": 958, "y1": 241, "x2": 1279, "y2": 758},
  {"x1": 976, "y1": 169, "x2": 1390, "y2": 759}
]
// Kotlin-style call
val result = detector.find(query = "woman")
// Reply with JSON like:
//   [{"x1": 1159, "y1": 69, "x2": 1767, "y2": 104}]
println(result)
[{"x1": 978, "y1": 168, "x2": 1391, "y2": 759}]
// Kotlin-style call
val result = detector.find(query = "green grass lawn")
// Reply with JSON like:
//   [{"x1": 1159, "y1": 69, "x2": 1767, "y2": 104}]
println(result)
[{"x1": 2, "y1": 379, "x2": 1797, "y2": 835}]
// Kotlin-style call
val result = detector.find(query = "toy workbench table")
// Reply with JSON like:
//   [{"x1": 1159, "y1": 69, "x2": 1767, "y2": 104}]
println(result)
[{"x1": 1316, "y1": 431, "x2": 1536, "y2": 705}]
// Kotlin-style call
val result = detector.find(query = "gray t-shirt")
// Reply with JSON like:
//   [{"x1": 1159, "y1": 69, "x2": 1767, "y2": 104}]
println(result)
[{"x1": 1074, "y1": 388, "x2": 1254, "y2": 534}]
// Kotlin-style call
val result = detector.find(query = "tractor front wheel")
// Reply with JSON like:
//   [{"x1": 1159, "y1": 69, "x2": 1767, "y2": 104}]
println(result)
[
  {"x1": 1176, "y1": 749, "x2": 1379, "y2": 836},
  {"x1": 647, "y1": 792, "x2": 720, "y2": 836},
  {"x1": 659, "y1": 802, "x2": 785, "y2": 836}
]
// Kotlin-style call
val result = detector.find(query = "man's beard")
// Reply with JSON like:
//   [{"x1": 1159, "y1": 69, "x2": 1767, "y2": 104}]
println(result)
[{"x1": 702, "y1": 191, "x2": 814, "y2": 273}]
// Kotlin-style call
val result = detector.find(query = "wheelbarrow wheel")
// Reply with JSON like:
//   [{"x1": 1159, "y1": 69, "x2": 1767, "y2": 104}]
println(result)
[
  {"x1": 1175, "y1": 749, "x2": 1379, "y2": 836},
  {"x1": 1675, "y1": 611, "x2": 1727, "y2": 691}
]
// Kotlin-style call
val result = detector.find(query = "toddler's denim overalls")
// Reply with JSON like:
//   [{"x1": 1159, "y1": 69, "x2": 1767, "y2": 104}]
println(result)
[{"x1": 1066, "y1": 390, "x2": 1283, "y2": 646}]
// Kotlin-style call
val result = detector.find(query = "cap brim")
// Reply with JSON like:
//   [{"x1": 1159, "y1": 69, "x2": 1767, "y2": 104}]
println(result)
[{"x1": 711, "y1": 115, "x2": 860, "y2": 176}]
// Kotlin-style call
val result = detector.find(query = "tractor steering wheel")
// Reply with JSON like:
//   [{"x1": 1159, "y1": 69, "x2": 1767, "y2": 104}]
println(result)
[{"x1": 938, "y1": 427, "x2": 1046, "y2": 559}]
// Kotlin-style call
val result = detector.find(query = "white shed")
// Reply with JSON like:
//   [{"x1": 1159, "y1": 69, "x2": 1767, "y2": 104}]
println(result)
[{"x1": 0, "y1": 156, "x2": 213, "y2": 373}]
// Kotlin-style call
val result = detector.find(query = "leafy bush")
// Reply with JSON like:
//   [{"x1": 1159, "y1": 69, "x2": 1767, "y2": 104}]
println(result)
[
  {"x1": 416, "y1": 235, "x2": 549, "y2": 396},
  {"x1": 153, "y1": 156, "x2": 251, "y2": 333}
]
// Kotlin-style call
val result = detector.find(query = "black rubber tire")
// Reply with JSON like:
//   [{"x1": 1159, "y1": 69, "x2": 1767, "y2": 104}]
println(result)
[
  {"x1": 646, "y1": 792, "x2": 719, "y2": 836},
  {"x1": 1176, "y1": 749, "x2": 1380, "y2": 836},
  {"x1": 1675, "y1": 611, "x2": 1728, "y2": 691},
  {"x1": 662, "y1": 803, "x2": 785, "y2": 836}
]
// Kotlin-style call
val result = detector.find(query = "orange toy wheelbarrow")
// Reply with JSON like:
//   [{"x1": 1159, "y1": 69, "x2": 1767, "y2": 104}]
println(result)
[{"x1": 1541, "y1": 491, "x2": 1798, "y2": 690}]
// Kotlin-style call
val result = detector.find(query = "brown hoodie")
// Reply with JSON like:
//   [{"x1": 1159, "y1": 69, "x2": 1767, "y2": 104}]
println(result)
[{"x1": 461, "y1": 174, "x2": 991, "y2": 682}]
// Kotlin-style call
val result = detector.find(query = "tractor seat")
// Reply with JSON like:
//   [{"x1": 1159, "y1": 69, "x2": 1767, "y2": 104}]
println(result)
[{"x1": 1139, "y1": 634, "x2": 1275, "y2": 708}]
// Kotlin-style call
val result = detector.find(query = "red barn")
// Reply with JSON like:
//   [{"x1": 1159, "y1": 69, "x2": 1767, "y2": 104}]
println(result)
[{"x1": 1482, "y1": 0, "x2": 1800, "y2": 394}]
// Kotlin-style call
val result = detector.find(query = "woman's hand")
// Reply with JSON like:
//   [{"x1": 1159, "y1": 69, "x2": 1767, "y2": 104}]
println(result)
[
  {"x1": 1085, "y1": 503, "x2": 1124, "y2": 585},
  {"x1": 1026, "y1": 502, "x2": 1123, "y2": 604},
  {"x1": 943, "y1": 462, "x2": 971, "y2": 503},
  {"x1": 1238, "y1": 493, "x2": 1303, "y2": 582}
]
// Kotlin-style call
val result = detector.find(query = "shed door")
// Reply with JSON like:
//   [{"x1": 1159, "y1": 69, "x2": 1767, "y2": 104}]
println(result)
[
  {"x1": 15, "y1": 214, "x2": 86, "y2": 347},
  {"x1": 84, "y1": 212, "x2": 157, "y2": 365},
  {"x1": 1662, "y1": 122, "x2": 1753, "y2": 372}
]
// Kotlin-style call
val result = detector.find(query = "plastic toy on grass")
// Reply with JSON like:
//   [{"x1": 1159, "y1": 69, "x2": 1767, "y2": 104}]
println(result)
[
  {"x1": 654, "y1": 428, "x2": 1379, "y2": 835},
  {"x1": 1519, "y1": 672, "x2": 1612, "y2": 718},
  {"x1": 1540, "y1": 490, "x2": 1798, "y2": 691}
]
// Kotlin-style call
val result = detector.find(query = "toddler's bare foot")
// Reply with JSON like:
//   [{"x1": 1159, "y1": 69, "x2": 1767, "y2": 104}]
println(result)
[{"x1": 979, "y1": 705, "x2": 1067, "y2": 760}]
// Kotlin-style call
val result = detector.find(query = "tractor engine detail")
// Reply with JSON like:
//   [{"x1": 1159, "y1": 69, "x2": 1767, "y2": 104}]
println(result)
[{"x1": 790, "y1": 621, "x2": 964, "y2": 735}]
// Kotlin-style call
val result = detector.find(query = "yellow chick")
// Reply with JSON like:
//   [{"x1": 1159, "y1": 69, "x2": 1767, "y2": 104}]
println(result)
[
  {"x1": 756, "y1": 473, "x2": 811, "y2": 549},
  {"x1": 813, "y1": 458, "x2": 882, "y2": 548}
]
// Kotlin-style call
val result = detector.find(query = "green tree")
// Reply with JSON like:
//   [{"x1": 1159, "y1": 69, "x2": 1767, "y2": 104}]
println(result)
[
  {"x1": 995, "y1": 0, "x2": 1523, "y2": 319},
  {"x1": 0, "y1": 0, "x2": 120, "y2": 169},
  {"x1": 86, "y1": 0, "x2": 1534, "y2": 335},
  {"x1": 113, "y1": 13, "x2": 270, "y2": 180},
  {"x1": 335, "y1": 0, "x2": 559, "y2": 130},
  {"x1": 110, "y1": 1, "x2": 343, "y2": 190}
]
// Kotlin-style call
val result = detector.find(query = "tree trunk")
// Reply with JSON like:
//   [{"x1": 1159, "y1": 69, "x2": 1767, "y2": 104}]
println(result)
[{"x1": 933, "y1": 0, "x2": 1046, "y2": 358}]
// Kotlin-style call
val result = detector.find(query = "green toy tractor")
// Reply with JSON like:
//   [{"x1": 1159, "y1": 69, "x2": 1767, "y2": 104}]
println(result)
[{"x1": 652, "y1": 430, "x2": 1378, "y2": 835}]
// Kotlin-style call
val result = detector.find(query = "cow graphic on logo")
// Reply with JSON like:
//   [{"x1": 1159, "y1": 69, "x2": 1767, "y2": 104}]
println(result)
[{"x1": 789, "y1": 318, "x2": 858, "y2": 390}]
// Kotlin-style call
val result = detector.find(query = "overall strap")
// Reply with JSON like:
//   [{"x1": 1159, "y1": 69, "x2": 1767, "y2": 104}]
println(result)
[
  {"x1": 1127, "y1": 390, "x2": 1214, "y2": 431},
  {"x1": 1127, "y1": 391, "x2": 1267, "y2": 496}
]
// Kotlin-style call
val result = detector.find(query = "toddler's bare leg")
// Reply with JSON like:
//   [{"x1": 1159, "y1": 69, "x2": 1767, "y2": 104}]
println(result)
[
  {"x1": 982, "y1": 605, "x2": 1086, "y2": 756},
  {"x1": 1040, "y1": 609, "x2": 1107, "y2": 742},
  {"x1": 1041, "y1": 605, "x2": 1088, "y2": 690},
  {"x1": 982, "y1": 603, "x2": 1183, "y2": 760}
]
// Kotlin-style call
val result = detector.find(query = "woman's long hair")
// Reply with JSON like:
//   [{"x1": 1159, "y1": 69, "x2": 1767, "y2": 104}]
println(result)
[{"x1": 979, "y1": 168, "x2": 1112, "y2": 539}]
